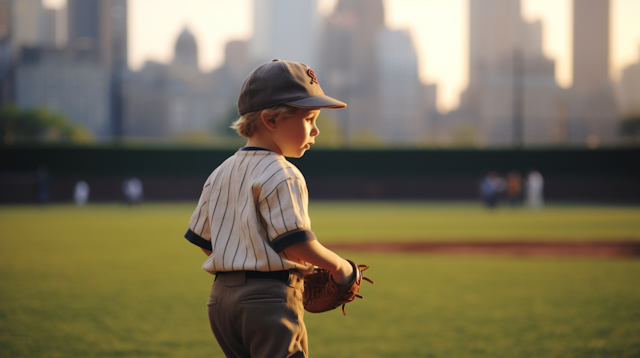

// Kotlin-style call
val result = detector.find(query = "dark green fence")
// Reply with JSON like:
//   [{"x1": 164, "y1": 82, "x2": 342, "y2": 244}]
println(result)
[
  {"x1": 1, "y1": 146, "x2": 639, "y2": 202},
  {"x1": 2, "y1": 146, "x2": 638, "y2": 178}
]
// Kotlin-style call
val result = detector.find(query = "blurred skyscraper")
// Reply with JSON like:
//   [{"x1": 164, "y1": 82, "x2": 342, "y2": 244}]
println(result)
[
  {"x1": 172, "y1": 28, "x2": 199, "y2": 74},
  {"x1": 11, "y1": 0, "x2": 128, "y2": 139},
  {"x1": 457, "y1": 0, "x2": 567, "y2": 146},
  {"x1": 617, "y1": 47, "x2": 640, "y2": 117},
  {"x1": 67, "y1": 0, "x2": 127, "y2": 69},
  {"x1": 0, "y1": 1, "x2": 9, "y2": 41},
  {"x1": 572, "y1": 0, "x2": 609, "y2": 92},
  {"x1": 122, "y1": 60, "x2": 171, "y2": 138},
  {"x1": 10, "y1": 0, "x2": 45, "y2": 54},
  {"x1": 0, "y1": 0, "x2": 11, "y2": 104},
  {"x1": 320, "y1": 0, "x2": 435, "y2": 145},
  {"x1": 166, "y1": 28, "x2": 212, "y2": 136},
  {"x1": 208, "y1": 40, "x2": 250, "y2": 129},
  {"x1": 248, "y1": 0, "x2": 320, "y2": 69},
  {"x1": 568, "y1": 0, "x2": 618, "y2": 144},
  {"x1": 376, "y1": 29, "x2": 427, "y2": 142},
  {"x1": 9, "y1": 0, "x2": 64, "y2": 50},
  {"x1": 123, "y1": 27, "x2": 214, "y2": 139},
  {"x1": 320, "y1": 0, "x2": 384, "y2": 143},
  {"x1": 16, "y1": 48, "x2": 111, "y2": 136},
  {"x1": 68, "y1": 0, "x2": 127, "y2": 138}
]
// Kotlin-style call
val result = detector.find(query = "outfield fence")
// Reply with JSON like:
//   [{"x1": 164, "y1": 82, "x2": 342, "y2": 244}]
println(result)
[{"x1": 1, "y1": 146, "x2": 639, "y2": 203}]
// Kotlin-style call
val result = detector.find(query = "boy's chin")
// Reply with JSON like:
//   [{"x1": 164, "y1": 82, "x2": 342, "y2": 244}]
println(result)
[{"x1": 284, "y1": 149, "x2": 307, "y2": 158}]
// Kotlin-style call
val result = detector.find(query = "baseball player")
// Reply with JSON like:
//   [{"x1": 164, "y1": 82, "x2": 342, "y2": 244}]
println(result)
[{"x1": 184, "y1": 59, "x2": 354, "y2": 358}]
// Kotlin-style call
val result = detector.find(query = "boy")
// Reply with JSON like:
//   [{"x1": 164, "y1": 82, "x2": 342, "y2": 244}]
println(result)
[{"x1": 184, "y1": 59, "x2": 354, "y2": 358}]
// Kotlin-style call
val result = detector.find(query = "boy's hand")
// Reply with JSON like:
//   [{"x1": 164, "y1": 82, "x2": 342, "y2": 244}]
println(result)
[{"x1": 331, "y1": 259, "x2": 355, "y2": 286}]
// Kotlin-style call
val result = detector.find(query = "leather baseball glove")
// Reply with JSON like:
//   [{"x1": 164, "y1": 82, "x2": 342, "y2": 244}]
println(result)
[{"x1": 303, "y1": 259, "x2": 373, "y2": 315}]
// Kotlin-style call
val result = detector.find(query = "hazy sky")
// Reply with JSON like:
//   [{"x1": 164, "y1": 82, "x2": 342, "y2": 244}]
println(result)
[{"x1": 44, "y1": 0, "x2": 640, "y2": 113}]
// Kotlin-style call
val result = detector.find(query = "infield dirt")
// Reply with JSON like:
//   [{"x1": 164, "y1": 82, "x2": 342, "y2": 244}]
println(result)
[{"x1": 327, "y1": 241, "x2": 640, "y2": 258}]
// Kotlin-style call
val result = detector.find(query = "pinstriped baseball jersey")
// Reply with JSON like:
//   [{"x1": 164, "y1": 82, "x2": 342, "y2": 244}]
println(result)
[{"x1": 184, "y1": 148, "x2": 316, "y2": 275}]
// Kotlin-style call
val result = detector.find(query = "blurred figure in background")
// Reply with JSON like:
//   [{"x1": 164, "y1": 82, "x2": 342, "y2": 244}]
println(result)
[
  {"x1": 506, "y1": 171, "x2": 523, "y2": 207},
  {"x1": 36, "y1": 165, "x2": 50, "y2": 205},
  {"x1": 526, "y1": 170, "x2": 544, "y2": 210},
  {"x1": 480, "y1": 171, "x2": 505, "y2": 209},
  {"x1": 123, "y1": 177, "x2": 143, "y2": 205},
  {"x1": 73, "y1": 180, "x2": 90, "y2": 206}
]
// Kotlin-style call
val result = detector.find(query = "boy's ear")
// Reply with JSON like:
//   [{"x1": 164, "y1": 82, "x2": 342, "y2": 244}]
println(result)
[{"x1": 260, "y1": 112, "x2": 278, "y2": 132}]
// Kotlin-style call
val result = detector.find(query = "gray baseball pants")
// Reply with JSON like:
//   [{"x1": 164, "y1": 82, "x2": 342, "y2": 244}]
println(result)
[{"x1": 207, "y1": 270, "x2": 307, "y2": 358}]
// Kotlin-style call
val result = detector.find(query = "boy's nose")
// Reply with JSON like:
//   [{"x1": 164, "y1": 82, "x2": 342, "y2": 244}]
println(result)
[{"x1": 311, "y1": 124, "x2": 319, "y2": 137}]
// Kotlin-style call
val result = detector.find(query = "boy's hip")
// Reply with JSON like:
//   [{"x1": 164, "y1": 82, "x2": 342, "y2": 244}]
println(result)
[
  {"x1": 208, "y1": 270, "x2": 305, "y2": 330},
  {"x1": 214, "y1": 269, "x2": 304, "y2": 290},
  {"x1": 208, "y1": 270, "x2": 308, "y2": 357}
]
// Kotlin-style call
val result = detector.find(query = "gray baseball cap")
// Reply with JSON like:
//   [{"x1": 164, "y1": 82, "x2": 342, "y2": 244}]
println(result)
[{"x1": 237, "y1": 59, "x2": 347, "y2": 115}]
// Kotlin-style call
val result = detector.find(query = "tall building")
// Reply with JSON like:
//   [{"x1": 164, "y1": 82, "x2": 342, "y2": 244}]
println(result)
[
  {"x1": 5, "y1": 0, "x2": 68, "y2": 106},
  {"x1": 124, "y1": 27, "x2": 215, "y2": 138},
  {"x1": 15, "y1": 48, "x2": 111, "y2": 136},
  {"x1": 320, "y1": 0, "x2": 382, "y2": 143},
  {"x1": 166, "y1": 28, "x2": 211, "y2": 135},
  {"x1": 468, "y1": 0, "x2": 519, "y2": 85},
  {"x1": 122, "y1": 61, "x2": 171, "y2": 138},
  {"x1": 41, "y1": 8, "x2": 58, "y2": 47},
  {"x1": 172, "y1": 28, "x2": 199, "y2": 74},
  {"x1": 317, "y1": 0, "x2": 435, "y2": 145},
  {"x1": 67, "y1": 0, "x2": 127, "y2": 68},
  {"x1": 248, "y1": 0, "x2": 320, "y2": 68},
  {"x1": 208, "y1": 40, "x2": 250, "y2": 133},
  {"x1": 0, "y1": 0, "x2": 11, "y2": 105},
  {"x1": 67, "y1": 0, "x2": 128, "y2": 138},
  {"x1": 458, "y1": 0, "x2": 566, "y2": 146},
  {"x1": 10, "y1": 0, "x2": 45, "y2": 56},
  {"x1": 0, "y1": 0, "x2": 10, "y2": 41},
  {"x1": 222, "y1": 40, "x2": 249, "y2": 81},
  {"x1": 568, "y1": 0, "x2": 617, "y2": 144},
  {"x1": 376, "y1": 29, "x2": 425, "y2": 143},
  {"x1": 617, "y1": 47, "x2": 640, "y2": 116},
  {"x1": 573, "y1": 0, "x2": 609, "y2": 92}
]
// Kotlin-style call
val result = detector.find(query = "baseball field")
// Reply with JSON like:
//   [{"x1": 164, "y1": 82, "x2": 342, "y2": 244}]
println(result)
[{"x1": 1, "y1": 202, "x2": 639, "y2": 357}]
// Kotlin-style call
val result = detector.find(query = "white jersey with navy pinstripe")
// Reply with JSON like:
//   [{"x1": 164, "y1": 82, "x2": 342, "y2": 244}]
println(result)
[{"x1": 184, "y1": 148, "x2": 316, "y2": 275}]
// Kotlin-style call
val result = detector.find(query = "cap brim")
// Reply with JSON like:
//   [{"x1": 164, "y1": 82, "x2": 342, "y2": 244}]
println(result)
[{"x1": 285, "y1": 95, "x2": 347, "y2": 109}]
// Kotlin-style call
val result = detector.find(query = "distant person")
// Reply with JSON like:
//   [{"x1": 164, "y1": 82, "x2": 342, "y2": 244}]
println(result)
[
  {"x1": 506, "y1": 171, "x2": 523, "y2": 206},
  {"x1": 526, "y1": 170, "x2": 544, "y2": 210},
  {"x1": 36, "y1": 165, "x2": 50, "y2": 205},
  {"x1": 123, "y1": 177, "x2": 143, "y2": 205},
  {"x1": 73, "y1": 180, "x2": 90, "y2": 206},
  {"x1": 480, "y1": 171, "x2": 505, "y2": 208}
]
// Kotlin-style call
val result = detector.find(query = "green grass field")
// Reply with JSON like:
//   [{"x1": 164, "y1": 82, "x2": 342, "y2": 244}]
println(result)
[
  {"x1": 1, "y1": 202, "x2": 639, "y2": 357},
  {"x1": 309, "y1": 201, "x2": 640, "y2": 242}
]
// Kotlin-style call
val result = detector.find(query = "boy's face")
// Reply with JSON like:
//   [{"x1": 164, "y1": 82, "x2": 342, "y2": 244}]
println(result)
[{"x1": 273, "y1": 108, "x2": 321, "y2": 158}]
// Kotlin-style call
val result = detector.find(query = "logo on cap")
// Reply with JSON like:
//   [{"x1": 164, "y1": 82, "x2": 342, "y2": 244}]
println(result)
[{"x1": 307, "y1": 69, "x2": 319, "y2": 85}]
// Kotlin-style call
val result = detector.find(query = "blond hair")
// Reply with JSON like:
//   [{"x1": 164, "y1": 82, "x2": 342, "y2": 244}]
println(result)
[{"x1": 231, "y1": 104, "x2": 298, "y2": 138}]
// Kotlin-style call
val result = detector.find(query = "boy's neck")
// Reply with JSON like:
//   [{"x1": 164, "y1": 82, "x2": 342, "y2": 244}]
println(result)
[{"x1": 245, "y1": 136, "x2": 282, "y2": 155}]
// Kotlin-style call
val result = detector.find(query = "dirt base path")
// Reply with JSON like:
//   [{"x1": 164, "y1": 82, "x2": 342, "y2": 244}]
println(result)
[{"x1": 326, "y1": 241, "x2": 640, "y2": 258}]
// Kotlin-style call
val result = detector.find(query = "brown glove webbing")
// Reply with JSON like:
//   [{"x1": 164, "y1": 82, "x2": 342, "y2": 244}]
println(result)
[{"x1": 303, "y1": 260, "x2": 374, "y2": 315}]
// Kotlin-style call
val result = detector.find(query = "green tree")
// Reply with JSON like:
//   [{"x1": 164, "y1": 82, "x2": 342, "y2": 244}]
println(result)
[{"x1": 0, "y1": 105, "x2": 93, "y2": 145}]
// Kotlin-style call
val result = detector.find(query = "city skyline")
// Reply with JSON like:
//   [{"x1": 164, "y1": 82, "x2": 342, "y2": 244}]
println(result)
[{"x1": 40, "y1": 0, "x2": 640, "y2": 113}]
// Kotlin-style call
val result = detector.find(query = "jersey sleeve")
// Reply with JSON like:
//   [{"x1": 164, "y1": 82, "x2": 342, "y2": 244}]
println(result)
[
  {"x1": 184, "y1": 187, "x2": 212, "y2": 251},
  {"x1": 259, "y1": 177, "x2": 316, "y2": 252}
]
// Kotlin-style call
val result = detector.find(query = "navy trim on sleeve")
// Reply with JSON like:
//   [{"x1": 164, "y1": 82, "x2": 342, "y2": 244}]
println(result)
[
  {"x1": 184, "y1": 229, "x2": 212, "y2": 251},
  {"x1": 272, "y1": 229, "x2": 317, "y2": 253}
]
